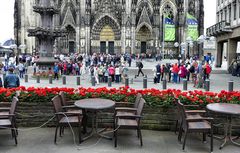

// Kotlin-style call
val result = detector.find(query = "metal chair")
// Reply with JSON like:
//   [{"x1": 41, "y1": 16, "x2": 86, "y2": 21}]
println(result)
[
  {"x1": 114, "y1": 97, "x2": 145, "y2": 147},
  {"x1": 115, "y1": 93, "x2": 142, "y2": 117},
  {"x1": 0, "y1": 97, "x2": 18, "y2": 145},
  {"x1": 59, "y1": 91, "x2": 87, "y2": 133},
  {"x1": 177, "y1": 100, "x2": 213, "y2": 152},
  {"x1": 175, "y1": 100, "x2": 206, "y2": 134},
  {"x1": 52, "y1": 95, "x2": 83, "y2": 144}
]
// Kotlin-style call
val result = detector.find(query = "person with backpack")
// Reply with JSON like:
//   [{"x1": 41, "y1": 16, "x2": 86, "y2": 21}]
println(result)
[
  {"x1": 135, "y1": 61, "x2": 144, "y2": 78},
  {"x1": 203, "y1": 62, "x2": 211, "y2": 81}
]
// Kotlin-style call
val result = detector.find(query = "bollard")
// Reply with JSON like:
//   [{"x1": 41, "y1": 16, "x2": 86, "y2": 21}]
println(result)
[
  {"x1": 108, "y1": 76, "x2": 112, "y2": 87},
  {"x1": 162, "y1": 78, "x2": 167, "y2": 90},
  {"x1": 183, "y1": 79, "x2": 187, "y2": 91},
  {"x1": 125, "y1": 77, "x2": 129, "y2": 87},
  {"x1": 77, "y1": 76, "x2": 81, "y2": 86},
  {"x1": 91, "y1": 76, "x2": 96, "y2": 86},
  {"x1": 143, "y1": 75, "x2": 147, "y2": 89},
  {"x1": 49, "y1": 75, "x2": 53, "y2": 84},
  {"x1": 62, "y1": 75, "x2": 66, "y2": 85},
  {"x1": 130, "y1": 78, "x2": 134, "y2": 84},
  {"x1": 205, "y1": 79, "x2": 210, "y2": 91},
  {"x1": 228, "y1": 81, "x2": 234, "y2": 92},
  {"x1": 24, "y1": 74, "x2": 28, "y2": 83},
  {"x1": 37, "y1": 74, "x2": 40, "y2": 83}
]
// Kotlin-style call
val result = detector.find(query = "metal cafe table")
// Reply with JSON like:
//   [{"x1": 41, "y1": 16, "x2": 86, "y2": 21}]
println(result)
[
  {"x1": 207, "y1": 103, "x2": 240, "y2": 149},
  {"x1": 75, "y1": 98, "x2": 115, "y2": 140}
]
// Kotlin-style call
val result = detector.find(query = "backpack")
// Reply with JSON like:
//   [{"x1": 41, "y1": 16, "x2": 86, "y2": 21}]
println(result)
[
  {"x1": 189, "y1": 66, "x2": 195, "y2": 73},
  {"x1": 139, "y1": 62, "x2": 143, "y2": 68},
  {"x1": 206, "y1": 65, "x2": 211, "y2": 74}
]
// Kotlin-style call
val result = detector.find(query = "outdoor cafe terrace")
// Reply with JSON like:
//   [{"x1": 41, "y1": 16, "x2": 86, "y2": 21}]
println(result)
[{"x1": 0, "y1": 86, "x2": 240, "y2": 153}]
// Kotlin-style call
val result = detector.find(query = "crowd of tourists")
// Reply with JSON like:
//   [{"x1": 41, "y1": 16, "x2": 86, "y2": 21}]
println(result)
[{"x1": 152, "y1": 57, "x2": 212, "y2": 88}]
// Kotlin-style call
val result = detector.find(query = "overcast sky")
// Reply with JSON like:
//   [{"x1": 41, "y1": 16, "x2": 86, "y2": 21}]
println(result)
[{"x1": 0, "y1": 0, "x2": 216, "y2": 44}]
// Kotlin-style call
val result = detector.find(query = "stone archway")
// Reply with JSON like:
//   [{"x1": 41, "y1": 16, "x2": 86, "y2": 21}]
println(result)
[
  {"x1": 91, "y1": 15, "x2": 121, "y2": 55},
  {"x1": 136, "y1": 24, "x2": 152, "y2": 54}
]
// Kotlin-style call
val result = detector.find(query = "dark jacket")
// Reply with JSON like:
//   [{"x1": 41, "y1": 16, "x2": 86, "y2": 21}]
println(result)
[{"x1": 4, "y1": 73, "x2": 20, "y2": 88}]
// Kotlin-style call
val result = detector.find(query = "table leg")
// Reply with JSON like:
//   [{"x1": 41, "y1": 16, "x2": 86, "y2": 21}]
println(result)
[
  {"x1": 219, "y1": 116, "x2": 240, "y2": 149},
  {"x1": 82, "y1": 112, "x2": 95, "y2": 141},
  {"x1": 95, "y1": 111, "x2": 113, "y2": 140}
]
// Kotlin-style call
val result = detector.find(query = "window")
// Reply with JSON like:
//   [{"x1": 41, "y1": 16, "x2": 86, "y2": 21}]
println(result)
[
  {"x1": 229, "y1": 5, "x2": 231, "y2": 23},
  {"x1": 225, "y1": 8, "x2": 227, "y2": 21},
  {"x1": 233, "y1": 2, "x2": 237, "y2": 20}
]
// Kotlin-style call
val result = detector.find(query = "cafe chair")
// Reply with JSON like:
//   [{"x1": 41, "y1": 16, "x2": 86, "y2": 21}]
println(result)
[
  {"x1": 175, "y1": 100, "x2": 206, "y2": 134},
  {"x1": 52, "y1": 95, "x2": 83, "y2": 144},
  {"x1": 59, "y1": 91, "x2": 87, "y2": 133},
  {"x1": 115, "y1": 93, "x2": 142, "y2": 117},
  {"x1": 0, "y1": 97, "x2": 18, "y2": 145},
  {"x1": 114, "y1": 97, "x2": 145, "y2": 147},
  {"x1": 177, "y1": 100, "x2": 213, "y2": 152}
]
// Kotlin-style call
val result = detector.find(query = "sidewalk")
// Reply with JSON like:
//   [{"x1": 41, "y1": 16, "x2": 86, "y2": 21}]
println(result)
[{"x1": 0, "y1": 129, "x2": 239, "y2": 153}]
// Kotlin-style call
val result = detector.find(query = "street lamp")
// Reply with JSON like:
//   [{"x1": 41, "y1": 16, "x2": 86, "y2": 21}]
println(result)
[
  {"x1": 180, "y1": 42, "x2": 186, "y2": 60},
  {"x1": 174, "y1": 42, "x2": 179, "y2": 57}
]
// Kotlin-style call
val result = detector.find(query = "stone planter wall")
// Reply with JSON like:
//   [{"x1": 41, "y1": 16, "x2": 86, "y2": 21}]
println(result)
[{"x1": 0, "y1": 102, "x2": 177, "y2": 130}]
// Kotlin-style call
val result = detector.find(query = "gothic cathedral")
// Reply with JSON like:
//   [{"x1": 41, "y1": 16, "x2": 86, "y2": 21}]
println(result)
[{"x1": 14, "y1": 0, "x2": 204, "y2": 55}]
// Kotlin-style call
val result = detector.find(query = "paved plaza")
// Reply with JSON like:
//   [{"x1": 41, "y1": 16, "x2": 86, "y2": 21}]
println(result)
[
  {"x1": 0, "y1": 129, "x2": 240, "y2": 153},
  {"x1": 13, "y1": 60, "x2": 239, "y2": 93}
]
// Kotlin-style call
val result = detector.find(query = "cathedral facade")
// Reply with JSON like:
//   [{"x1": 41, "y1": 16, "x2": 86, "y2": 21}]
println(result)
[{"x1": 15, "y1": 0, "x2": 204, "y2": 56}]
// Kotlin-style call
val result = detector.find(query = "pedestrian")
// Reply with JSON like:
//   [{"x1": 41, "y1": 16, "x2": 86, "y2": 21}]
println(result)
[
  {"x1": 17, "y1": 62, "x2": 24, "y2": 79},
  {"x1": 4, "y1": 67, "x2": 20, "y2": 88},
  {"x1": 172, "y1": 63, "x2": 179, "y2": 84},
  {"x1": 135, "y1": 61, "x2": 144, "y2": 78},
  {"x1": 155, "y1": 63, "x2": 161, "y2": 83},
  {"x1": 115, "y1": 65, "x2": 120, "y2": 83},
  {"x1": 53, "y1": 63, "x2": 59, "y2": 80}
]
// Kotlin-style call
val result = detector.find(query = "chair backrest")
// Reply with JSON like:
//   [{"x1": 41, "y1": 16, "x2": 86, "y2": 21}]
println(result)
[
  {"x1": 59, "y1": 91, "x2": 67, "y2": 106},
  {"x1": 9, "y1": 97, "x2": 18, "y2": 115},
  {"x1": 52, "y1": 95, "x2": 63, "y2": 121},
  {"x1": 134, "y1": 93, "x2": 142, "y2": 108},
  {"x1": 176, "y1": 100, "x2": 187, "y2": 128},
  {"x1": 136, "y1": 98, "x2": 145, "y2": 116}
]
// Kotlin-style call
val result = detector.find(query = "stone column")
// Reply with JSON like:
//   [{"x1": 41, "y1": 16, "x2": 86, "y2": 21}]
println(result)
[
  {"x1": 227, "y1": 39, "x2": 237, "y2": 69},
  {"x1": 216, "y1": 42, "x2": 223, "y2": 67}
]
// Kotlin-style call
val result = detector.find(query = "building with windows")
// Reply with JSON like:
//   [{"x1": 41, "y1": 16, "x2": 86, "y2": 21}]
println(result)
[
  {"x1": 15, "y1": 0, "x2": 204, "y2": 56},
  {"x1": 207, "y1": 0, "x2": 240, "y2": 68}
]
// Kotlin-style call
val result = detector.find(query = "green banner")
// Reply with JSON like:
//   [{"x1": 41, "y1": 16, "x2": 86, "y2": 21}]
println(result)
[
  {"x1": 164, "y1": 17, "x2": 175, "y2": 41},
  {"x1": 187, "y1": 13, "x2": 199, "y2": 41}
]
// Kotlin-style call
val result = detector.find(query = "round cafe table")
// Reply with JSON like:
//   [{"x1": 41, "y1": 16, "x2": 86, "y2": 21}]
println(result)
[
  {"x1": 207, "y1": 103, "x2": 240, "y2": 149},
  {"x1": 75, "y1": 98, "x2": 115, "y2": 140}
]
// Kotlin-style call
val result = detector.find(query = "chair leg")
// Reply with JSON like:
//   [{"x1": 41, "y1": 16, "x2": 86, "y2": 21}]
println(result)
[
  {"x1": 59, "y1": 126, "x2": 62, "y2": 137},
  {"x1": 182, "y1": 131, "x2": 188, "y2": 150},
  {"x1": 175, "y1": 120, "x2": 178, "y2": 134},
  {"x1": 114, "y1": 129, "x2": 118, "y2": 147},
  {"x1": 14, "y1": 129, "x2": 18, "y2": 145},
  {"x1": 138, "y1": 127, "x2": 143, "y2": 146},
  {"x1": 137, "y1": 129, "x2": 140, "y2": 138},
  {"x1": 203, "y1": 133, "x2": 207, "y2": 143},
  {"x1": 210, "y1": 129, "x2": 213, "y2": 152},
  {"x1": 79, "y1": 123, "x2": 82, "y2": 144},
  {"x1": 54, "y1": 125, "x2": 59, "y2": 144}
]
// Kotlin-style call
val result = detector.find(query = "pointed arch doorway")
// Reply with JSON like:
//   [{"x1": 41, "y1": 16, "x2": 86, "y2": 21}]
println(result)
[
  {"x1": 136, "y1": 24, "x2": 152, "y2": 54},
  {"x1": 100, "y1": 25, "x2": 115, "y2": 55}
]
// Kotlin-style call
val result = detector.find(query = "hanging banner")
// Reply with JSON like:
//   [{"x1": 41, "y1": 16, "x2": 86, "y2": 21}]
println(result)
[
  {"x1": 164, "y1": 16, "x2": 175, "y2": 41},
  {"x1": 187, "y1": 13, "x2": 199, "y2": 41}
]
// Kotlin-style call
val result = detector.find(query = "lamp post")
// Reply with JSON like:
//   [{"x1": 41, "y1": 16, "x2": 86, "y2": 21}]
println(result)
[
  {"x1": 174, "y1": 42, "x2": 179, "y2": 58},
  {"x1": 180, "y1": 42, "x2": 186, "y2": 60}
]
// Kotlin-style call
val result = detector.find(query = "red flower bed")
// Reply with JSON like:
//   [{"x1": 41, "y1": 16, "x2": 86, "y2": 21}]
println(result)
[{"x1": 0, "y1": 86, "x2": 239, "y2": 107}]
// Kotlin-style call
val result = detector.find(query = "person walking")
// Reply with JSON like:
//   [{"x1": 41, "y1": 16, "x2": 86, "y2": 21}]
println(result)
[
  {"x1": 4, "y1": 67, "x2": 20, "y2": 88},
  {"x1": 17, "y1": 62, "x2": 24, "y2": 79},
  {"x1": 155, "y1": 63, "x2": 161, "y2": 83},
  {"x1": 53, "y1": 63, "x2": 59, "y2": 80},
  {"x1": 172, "y1": 63, "x2": 179, "y2": 84},
  {"x1": 135, "y1": 61, "x2": 144, "y2": 78}
]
